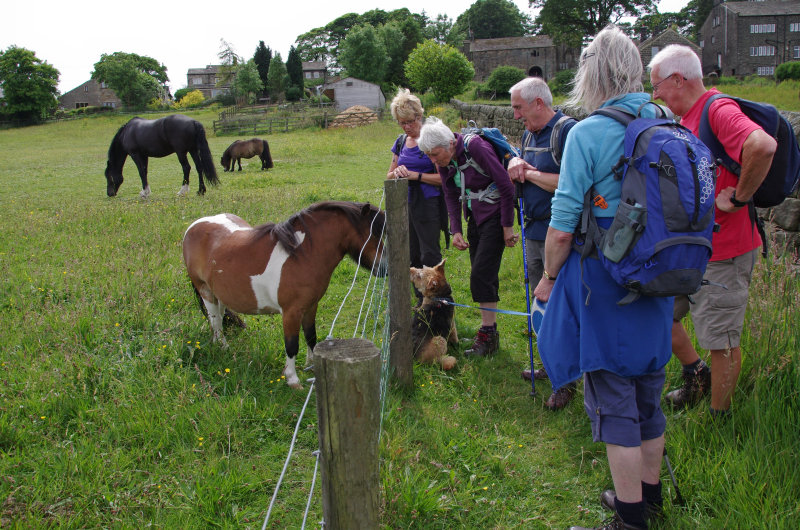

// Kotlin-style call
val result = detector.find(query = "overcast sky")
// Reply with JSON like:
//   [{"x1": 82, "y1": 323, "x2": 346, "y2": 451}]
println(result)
[{"x1": 2, "y1": 0, "x2": 689, "y2": 95}]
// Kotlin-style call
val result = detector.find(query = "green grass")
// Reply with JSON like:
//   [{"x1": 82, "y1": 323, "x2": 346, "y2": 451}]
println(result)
[{"x1": 0, "y1": 108, "x2": 798, "y2": 528}]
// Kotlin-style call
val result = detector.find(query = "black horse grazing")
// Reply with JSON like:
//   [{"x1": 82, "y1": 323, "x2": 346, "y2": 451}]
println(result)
[
  {"x1": 220, "y1": 138, "x2": 274, "y2": 172},
  {"x1": 105, "y1": 114, "x2": 219, "y2": 197}
]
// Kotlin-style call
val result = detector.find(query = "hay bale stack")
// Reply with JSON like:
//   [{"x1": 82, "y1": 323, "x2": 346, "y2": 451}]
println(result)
[{"x1": 329, "y1": 105, "x2": 379, "y2": 128}]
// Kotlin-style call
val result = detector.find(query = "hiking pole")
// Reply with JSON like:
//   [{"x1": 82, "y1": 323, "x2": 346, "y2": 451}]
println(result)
[
  {"x1": 516, "y1": 182, "x2": 536, "y2": 397},
  {"x1": 663, "y1": 447, "x2": 685, "y2": 506}
]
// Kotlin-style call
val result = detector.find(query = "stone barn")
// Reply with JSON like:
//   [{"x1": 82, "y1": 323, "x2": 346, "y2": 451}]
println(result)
[
  {"x1": 322, "y1": 77, "x2": 385, "y2": 111},
  {"x1": 462, "y1": 36, "x2": 580, "y2": 82}
]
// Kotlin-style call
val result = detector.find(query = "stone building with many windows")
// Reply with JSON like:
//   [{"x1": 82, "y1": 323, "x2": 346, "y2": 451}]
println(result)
[{"x1": 700, "y1": 0, "x2": 800, "y2": 77}]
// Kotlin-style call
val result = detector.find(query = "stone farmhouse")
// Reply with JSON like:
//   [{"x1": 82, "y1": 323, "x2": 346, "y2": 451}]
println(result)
[
  {"x1": 59, "y1": 80, "x2": 122, "y2": 110},
  {"x1": 302, "y1": 61, "x2": 327, "y2": 81},
  {"x1": 638, "y1": 28, "x2": 702, "y2": 70},
  {"x1": 700, "y1": 0, "x2": 800, "y2": 77},
  {"x1": 186, "y1": 65, "x2": 232, "y2": 99},
  {"x1": 461, "y1": 35, "x2": 580, "y2": 81}
]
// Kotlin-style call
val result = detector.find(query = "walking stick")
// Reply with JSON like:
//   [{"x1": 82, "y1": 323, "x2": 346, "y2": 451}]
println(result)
[
  {"x1": 663, "y1": 447, "x2": 685, "y2": 506},
  {"x1": 517, "y1": 183, "x2": 536, "y2": 397}
]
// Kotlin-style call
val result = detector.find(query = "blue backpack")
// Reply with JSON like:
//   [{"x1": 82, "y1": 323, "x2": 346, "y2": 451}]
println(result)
[
  {"x1": 460, "y1": 120, "x2": 520, "y2": 173},
  {"x1": 698, "y1": 94, "x2": 800, "y2": 208},
  {"x1": 577, "y1": 104, "x2": 718, "y2": 304}
]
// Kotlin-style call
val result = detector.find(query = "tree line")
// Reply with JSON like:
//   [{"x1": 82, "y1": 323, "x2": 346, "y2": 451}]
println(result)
[{"x1": 0, "y1": 0, "x2": 746, "y2": 123}]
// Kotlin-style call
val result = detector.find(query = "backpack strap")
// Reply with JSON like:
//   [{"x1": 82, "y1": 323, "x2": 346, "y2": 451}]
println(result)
[
  {"x1": 393, "y1": 133, "x2": 408, "y2": 156},
  {"x1": 550, "y1": 115, "x2": 575, "y2": 167},
  {"x1": 459, "y1": 133, "x2": 489, "y2": 177},
  {"x1": 698, "y1": 94, "x2": 741, "y2": 176}
]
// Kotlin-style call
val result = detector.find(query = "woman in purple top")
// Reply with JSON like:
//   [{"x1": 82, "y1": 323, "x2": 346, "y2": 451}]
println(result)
[
  {"x1": 418, "y1": 116, "x2": 518, "y2": 357},
  {"x1": 386, "y1": 89, "x2": 444, "y2": 280}
]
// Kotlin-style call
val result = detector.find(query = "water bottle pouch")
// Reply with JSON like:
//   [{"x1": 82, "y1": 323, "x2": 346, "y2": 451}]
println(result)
[{"x1": 601, "y1": 202, "x2": 646, "y2": 263}]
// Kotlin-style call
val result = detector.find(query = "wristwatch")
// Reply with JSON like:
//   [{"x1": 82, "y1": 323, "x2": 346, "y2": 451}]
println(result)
[
  {"x1": 730, "y1": 191, "x2": 748, "y2": 208},
  {"x1": 543, "y1": 270, "x2": 557, "y2": 281}
]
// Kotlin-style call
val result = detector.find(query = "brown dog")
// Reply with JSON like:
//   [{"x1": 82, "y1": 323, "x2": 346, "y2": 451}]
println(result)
[{"x1": 410, "y1": 259, "x2": 458, "y2": 370}]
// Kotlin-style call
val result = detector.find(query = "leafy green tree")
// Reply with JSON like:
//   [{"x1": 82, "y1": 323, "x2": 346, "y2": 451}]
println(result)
[
  {"x1": 425, "y1": 14, "x2": 454, "y2": 45},
  {"x1": 687, "y1": 0, "x2": 714, "y2": 42},
  {"x1": 0, "y1": 45, "x2": 60, "y2": 123},
  {"x1": 173, "y1": 87, "x2": 192, "y2": 102},
  {"x1": 253, "y1": 41, "x2": 272, "y2": 96},
  {"x1": 231, "y1": 60, "x2": 263, "y2": 104},
  {"x1": 286, "y1": 46, "x2": 304, "y2": 92},
  {"x1": 267, "y1": 53, "x2": 287, "y2": 101},
  {"x1": 217, "y1": 38, "x2": 241, "y2": 87},
  {"x1": 452, "y1": 0, "x2": 533, "y2": 40},
  {"x1": 405, "y1": 40, "x2": 474, "y2": 102},
  {"x1": 484, "y1": 65, "x2": 526, "y2": 95},
  {"x1": 91, "y1": 51, "x2": 168, "y2": 109},
  {"x1": 339, "y1": 24, "x2": 389, "y2": 84},
  {"x1": 532, "y1": 0, "x2": 655, "y2": 47}
]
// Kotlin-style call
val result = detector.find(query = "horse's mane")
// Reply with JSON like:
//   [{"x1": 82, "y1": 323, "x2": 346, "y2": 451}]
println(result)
[
  {"x1": 107, "y1": 122, "x2": 129, "y2": 166},
  {"x1": 252, "y1": 201, "x2": 383, "y2": 255}
]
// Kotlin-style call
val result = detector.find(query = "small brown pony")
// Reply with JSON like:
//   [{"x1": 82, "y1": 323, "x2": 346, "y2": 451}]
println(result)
[
  {"x1": 220, "y1": 138, "x2": 273, "y2": 172},
  {"x1": 182, "y1": 201, "x2": 386, "y2": 388}
]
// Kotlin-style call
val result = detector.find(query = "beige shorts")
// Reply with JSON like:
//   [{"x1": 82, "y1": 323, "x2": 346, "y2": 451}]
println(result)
[{"x1": 673, "y1": 248, "x2": 758, "y2": 350}]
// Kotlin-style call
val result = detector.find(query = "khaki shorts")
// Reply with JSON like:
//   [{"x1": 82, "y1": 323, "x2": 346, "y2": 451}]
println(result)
[{"x1": 673, "y1": 248, "x2": 757, "y2": 350}]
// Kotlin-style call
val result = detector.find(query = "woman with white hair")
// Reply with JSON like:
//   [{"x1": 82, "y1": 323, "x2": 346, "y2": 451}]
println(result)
[
  {"x1": 532, "y1": 26, "x2": 672, "y2": 530},
  {"x1": 418, "y1": 116, "x2": 518, "y2": 357}
]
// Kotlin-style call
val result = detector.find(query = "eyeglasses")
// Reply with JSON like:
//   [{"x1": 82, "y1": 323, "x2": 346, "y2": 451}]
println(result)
[
  {"x1": 398, "y1": 119, "x2": 419, "y2": 127},
  {"x1": 652, "y1": 74, "x2": 687, "y2": 93}
]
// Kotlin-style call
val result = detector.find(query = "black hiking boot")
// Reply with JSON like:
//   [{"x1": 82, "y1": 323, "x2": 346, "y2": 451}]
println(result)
[
  {"x1": 601, "y1": 490, "x2": 663, "y2": 522},
  {"x1": 665, "y1": 360, "x2": 711, "y2": 408}
]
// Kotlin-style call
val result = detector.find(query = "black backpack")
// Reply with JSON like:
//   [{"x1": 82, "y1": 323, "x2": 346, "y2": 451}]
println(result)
[{"x1": 698, "y1": 94, "x2": 800, "y2": 208}]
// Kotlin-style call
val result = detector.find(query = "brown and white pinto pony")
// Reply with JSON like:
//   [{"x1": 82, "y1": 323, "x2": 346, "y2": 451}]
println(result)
[{"x1": 182, "y1": 201, "x2": 386, "y2": 388}]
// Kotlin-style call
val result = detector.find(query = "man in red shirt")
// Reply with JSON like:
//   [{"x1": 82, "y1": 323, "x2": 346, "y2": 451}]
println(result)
[{"x1": 648, "y1": 45, "x2": 776, "y2": 416}]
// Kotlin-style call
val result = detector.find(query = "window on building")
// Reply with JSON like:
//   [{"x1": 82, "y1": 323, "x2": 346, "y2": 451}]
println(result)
[
  {"x1": 559, "y1": 63, "x2": 568, "y2": 70},
  {"x1": 750, "y1": 24, "x2": 776, "y2": 34},
  {"x1": 757, "y1": 66, "x2": 775, "y2": 76},
  {"x1": 100, "y1": 82, "x2": 107, "y2": 89},
  {"x1": 750, "y1": 45, "x2": 776, "y2": 56},
  {"x1": 346, "y1": 81, "x2": 353, "y2": 86},
  {"x1": 711, "y1": 35, "x2": 715, "y2": 44},
  {"x1": 713, "y1": 15, "x2": 720, "y2": 27},
  {"x1": 314, "y1": 72, "x2": 320, "y2": 78},
  {"x1": 794, "y1": 46, "x2": 800, "y2": 59},
  {"x1": 699, "y1": 40, "x2": 704, "y2": 48},
  {"x1": 76, "y1": 102, "x2": 88, "y2": 108},
  {"x1": 103, "y1": 102, "x2": 116, "y2": 108},
  {"x1": 84, "y1": 85, "x2": 89, "y2": 92},
  {"x1": 191, "y1": 77, "x2": 202, "y2": 85},
  {"x1": 305, "y1": 72, "x2": 311, "y2": 78},
  {"x1": 530, "y1": 50, "x2": 540, "y2": 57},
  {"x1": 791, "y1": 22, "x2": 800, "y2": 32},
  {"x1": 651, "y1": 46, "x2": 659, "y2": 56}
]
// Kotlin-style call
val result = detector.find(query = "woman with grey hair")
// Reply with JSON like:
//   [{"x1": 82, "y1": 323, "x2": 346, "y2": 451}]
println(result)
[
  {"x1": 386, "y1": 89, "x2": 444, "y2": 283},
  {"x1": 532, "y1": 26, "x2": 672, "y2": 530},
  {"x1": 418, "y1": 116, "x2": 518, "y2": 357}
]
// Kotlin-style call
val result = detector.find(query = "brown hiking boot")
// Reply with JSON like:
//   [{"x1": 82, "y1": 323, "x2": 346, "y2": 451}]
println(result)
[
  {"x1": 465, "y1": 327, "x2": 499, "y2": 357},
  {"x1": 665, "y1": 360, "x2": 711, "y2": 408},
  {"x1": 545, "y1": 381, "x2": 577, "y2": 410},
  {"x1": 521, "y1": 368, "x2": 549, "y2": 381},
  {"x1": 601, "y1": 490, "x2": 663, "y2": 521}
]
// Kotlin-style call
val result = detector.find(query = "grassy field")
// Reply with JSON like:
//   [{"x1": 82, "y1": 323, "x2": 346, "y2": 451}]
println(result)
[{"x1": 0, "y1": 107, "x2": 798, "y2": 528}]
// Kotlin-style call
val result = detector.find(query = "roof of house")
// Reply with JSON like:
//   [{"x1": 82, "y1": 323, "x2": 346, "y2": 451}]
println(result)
[
  {"x1": 468, "y1": 35, "x2": 554, "y2": 52},
  {"x1": 639, "y1": 28, "x2": 701, "y2": 53},
  {"x1": 187, "y1": 65, "x2": 222, "y2": 75},
  {"x1": 724, "y1": 1, "x2": 800, "y2": 16},
  {"x1": 302, "y1": 61, "x2": 327, "y2": 70}
]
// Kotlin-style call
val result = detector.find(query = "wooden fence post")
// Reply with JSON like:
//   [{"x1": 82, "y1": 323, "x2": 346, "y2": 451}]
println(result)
[
  {"x1": 314, "y1": 338, "x2": 380, "y2": 529},
  {"x1": 384, "y1": 179, "x2": 413, "y2": 387}
]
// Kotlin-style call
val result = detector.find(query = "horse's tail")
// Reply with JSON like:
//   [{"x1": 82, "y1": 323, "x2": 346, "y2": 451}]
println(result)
[
  {"x1": 262, "y1": 140, "x2": 274, "y2": 169},
  {"x1": 194, "y1": 122, "x2": 220, "y2": 186}
]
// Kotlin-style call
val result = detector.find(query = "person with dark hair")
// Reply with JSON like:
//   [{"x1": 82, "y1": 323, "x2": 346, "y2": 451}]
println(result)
[
  {"x1": 419, "y1": 116, "x2": 518, "y2": 357},
  {"x1": 533, "y1": 26, "x2": 673, "y2": 530}
]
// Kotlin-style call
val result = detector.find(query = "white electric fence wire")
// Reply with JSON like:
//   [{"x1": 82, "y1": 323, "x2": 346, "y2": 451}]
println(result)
[
  {"x1": 378, "y1": 314, "x2": 393, "y2": 443},
  {"x1": 300, "y1": 450, "x2": 321, "y2": 529},
  {"x1": 327, "y1": 191, "x2": 387, "y2": 339},
  {"x1": 353, "y1": 236, "x2": 387, "y2": 338},
  {"x1": 357, "y1": 253, "x2": 388, "y2": 340},
  {"x1": 262, "y1": 378, "x2": 317, "y2": 530}
]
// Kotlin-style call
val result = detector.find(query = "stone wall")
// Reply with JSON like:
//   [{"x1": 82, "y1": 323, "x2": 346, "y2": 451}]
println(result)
[{"x1": 451, "y1": 99, "x2": 800, "y2": 258}]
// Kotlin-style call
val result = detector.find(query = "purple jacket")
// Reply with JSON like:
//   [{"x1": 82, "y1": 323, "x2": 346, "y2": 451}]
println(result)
[{"x1": 438, "y1": 132, "x2": 516, "y2": 233}]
